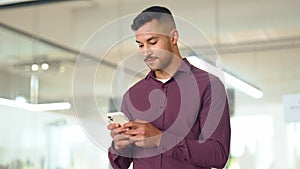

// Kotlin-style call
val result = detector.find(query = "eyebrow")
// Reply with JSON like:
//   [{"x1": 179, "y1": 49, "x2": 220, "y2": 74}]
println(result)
[{"x1": 135, "y1": 36, "x2": 158, "y2": 44}]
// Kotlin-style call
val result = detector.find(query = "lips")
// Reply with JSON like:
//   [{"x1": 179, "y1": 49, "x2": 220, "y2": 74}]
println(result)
[{"x1": 144, "y1": 56, "x2": 158, "y2": 63}]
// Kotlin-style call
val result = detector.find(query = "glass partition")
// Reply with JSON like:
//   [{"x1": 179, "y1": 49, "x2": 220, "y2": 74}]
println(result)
[{"x1": 0, "y1": 14, "x2": 113, "y2": 169}]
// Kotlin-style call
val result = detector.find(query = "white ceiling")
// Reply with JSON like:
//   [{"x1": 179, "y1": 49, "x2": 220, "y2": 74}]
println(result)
[{"x1": 0, "y1": 0, "x2": 299, "y2": 112}]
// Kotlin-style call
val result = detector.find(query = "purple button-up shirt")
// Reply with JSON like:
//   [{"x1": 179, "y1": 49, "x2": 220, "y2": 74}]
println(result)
[{"x1": 108, "y1": 58, "x2": 231, "y2": 169}]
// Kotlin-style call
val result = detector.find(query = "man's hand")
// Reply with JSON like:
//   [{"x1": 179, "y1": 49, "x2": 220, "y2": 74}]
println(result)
[
  {"x1": 107, "y1": 123, "x2": 131, "y2": 150},
  {"x1": 123, "y1": 120, "x2": 162, "y2": 148}
]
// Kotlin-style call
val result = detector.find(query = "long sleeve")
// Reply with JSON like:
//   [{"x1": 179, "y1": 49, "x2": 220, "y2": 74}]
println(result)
[
  {"x1": 107, "y1": 61, "x2": 231, "y2": 168},
  {"x1": 108, "y1": 145, "x2": 133, "y2": 169},
  {"x1": 158, "y1": 78, "x2": 231, "y2": 168},
  {"x1": 108, "y1": 97, "x2": 134, "y2": 169}
]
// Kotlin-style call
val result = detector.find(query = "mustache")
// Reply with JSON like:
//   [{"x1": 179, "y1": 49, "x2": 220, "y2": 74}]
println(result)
[{"x1": 144, "y1": 56, "x2": 158, "y2": 62}]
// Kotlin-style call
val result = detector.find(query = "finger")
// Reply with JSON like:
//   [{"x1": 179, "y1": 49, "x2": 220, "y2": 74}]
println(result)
[
  {"x1": 123, "y1": 121, "x2": 143, "y2": 129},
  {"x1": 111, "y1": 127, "x2": 127, "y2": 136},
  {"x1": 124, "y1": 128, "x2": 145, "y2": 136},
  {"x1": 135, "y1": 119, "x2": 147, "y2": 123},
  {"x1": 115, "y1": 140, "x2": 131, "y2": 150},
  {"x1": 129, "y1": 136, "x2": 144, "y2": 143},
  {"x1": 107, "y1": 123, "x2": 120, "y2": 130},
  {"x1": 114, "y1": 133, "x2": 130, "y2": 141}
]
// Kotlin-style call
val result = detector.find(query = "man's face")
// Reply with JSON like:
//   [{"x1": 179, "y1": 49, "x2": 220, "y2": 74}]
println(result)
[{"x1": 135, "y1": 19, "x2": 174, "y2": 71}]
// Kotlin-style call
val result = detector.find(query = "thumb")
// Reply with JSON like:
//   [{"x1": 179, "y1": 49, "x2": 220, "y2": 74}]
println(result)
[{"x1": 135, "y1": 119, "x2": 147, "y2": 123}]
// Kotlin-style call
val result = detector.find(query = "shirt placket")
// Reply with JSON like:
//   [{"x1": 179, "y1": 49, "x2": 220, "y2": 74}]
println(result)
[{"x1": 160, "y1": 82, "x2": 168, "y2": 169}]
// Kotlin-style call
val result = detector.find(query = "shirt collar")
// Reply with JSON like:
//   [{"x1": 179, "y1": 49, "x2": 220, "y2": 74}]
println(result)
[{"x1": 145, "y1": 58, "x2": 192, "y2": 80}]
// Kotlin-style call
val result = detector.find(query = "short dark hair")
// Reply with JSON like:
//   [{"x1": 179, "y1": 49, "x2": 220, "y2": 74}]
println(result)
[{"x1": 131, "y1": 6, "x2": 176, "y2": 31}]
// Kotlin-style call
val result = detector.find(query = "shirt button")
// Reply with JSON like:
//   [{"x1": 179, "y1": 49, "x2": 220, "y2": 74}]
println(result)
[{"x1": 160, "y1": 106, "x2": 164, "y2": 109}]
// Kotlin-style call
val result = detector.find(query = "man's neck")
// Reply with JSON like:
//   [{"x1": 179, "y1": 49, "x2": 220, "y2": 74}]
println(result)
[
  {"x1": 155, "y1": 70, "x2": 171, "y2": 79},
  {"x1": 154, "y1": 57, "x2": 183, "y2": 79}
]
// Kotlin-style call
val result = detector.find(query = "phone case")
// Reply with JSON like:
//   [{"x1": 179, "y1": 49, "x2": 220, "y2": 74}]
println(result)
[{"x1": 107, "y1": 112, "x2": 129, "y2": 125}]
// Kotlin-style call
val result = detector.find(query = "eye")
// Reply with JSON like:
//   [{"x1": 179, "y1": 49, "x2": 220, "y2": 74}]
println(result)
[
  {"x1": 138, "y1": 43, "x2": 144, "y2": 48},
  {"x1": 150, "y1": 41, "x2": 157, "y2": 45}
]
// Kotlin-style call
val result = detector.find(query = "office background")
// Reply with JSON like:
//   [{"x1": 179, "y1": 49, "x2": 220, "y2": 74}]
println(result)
[{"x1": 0, "y1": 0, "x2": 300, "y2": 169}]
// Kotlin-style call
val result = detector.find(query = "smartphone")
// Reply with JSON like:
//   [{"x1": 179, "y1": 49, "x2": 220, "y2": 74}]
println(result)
[{"x1": 107, "y1": 112, "x2": 129, "y2": 126}]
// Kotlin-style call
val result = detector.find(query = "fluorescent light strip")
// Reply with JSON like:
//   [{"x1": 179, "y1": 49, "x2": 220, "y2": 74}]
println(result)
[
  {"x1": 224, "y1": 72, "x2": 263, "y2": 98},
  {"x1": 186, "y1": 56, "x2": 263, "y2": 99},
  {"x1": 0, "y1": 0, "x2": 35, "y2": 6},
  {"x1": 0, "y1": 98, "x2": 71, "y2": 112}
]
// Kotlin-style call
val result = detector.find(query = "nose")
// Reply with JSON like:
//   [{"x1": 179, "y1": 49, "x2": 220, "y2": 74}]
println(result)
[{"x1": 142, "y1": 45, "x2": 153, "y2": 58}]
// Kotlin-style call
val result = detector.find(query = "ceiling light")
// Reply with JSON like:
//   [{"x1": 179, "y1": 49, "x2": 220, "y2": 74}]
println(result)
[
  {"x1": 59, "y1": 66, "x2": 66, "y2": 72},
  {"x1": 29, "y1": 102, "x2": 71, "y2": 112},
  {"x1": 223, "y1": 72, "x2": 263, "y2": 99},
  {"x1": 0, "y1": 0, "x2": 33, "y2": 6},
  {"x1": 41, "y1": 63, "x2": 49, "y2": 70},
  {"x1": 0, "y1": 98, "x2": 71, "y2": 112},
  {"x1": 31, "y1": 64, "x2": 39, "y2": 71},
  {"x1": 186, "y1": 56, "x2": 263, "y2": 99}
]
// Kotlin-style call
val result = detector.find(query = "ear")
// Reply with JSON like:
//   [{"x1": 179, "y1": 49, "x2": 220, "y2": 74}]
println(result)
[{"x1": 170, "y1": 29, "x2": 178, "y2": 45}]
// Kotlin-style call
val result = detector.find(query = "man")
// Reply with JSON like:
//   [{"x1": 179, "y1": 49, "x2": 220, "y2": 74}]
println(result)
[{"x1": 108, "y1": 6, "x2": 231, "y2": 169}]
